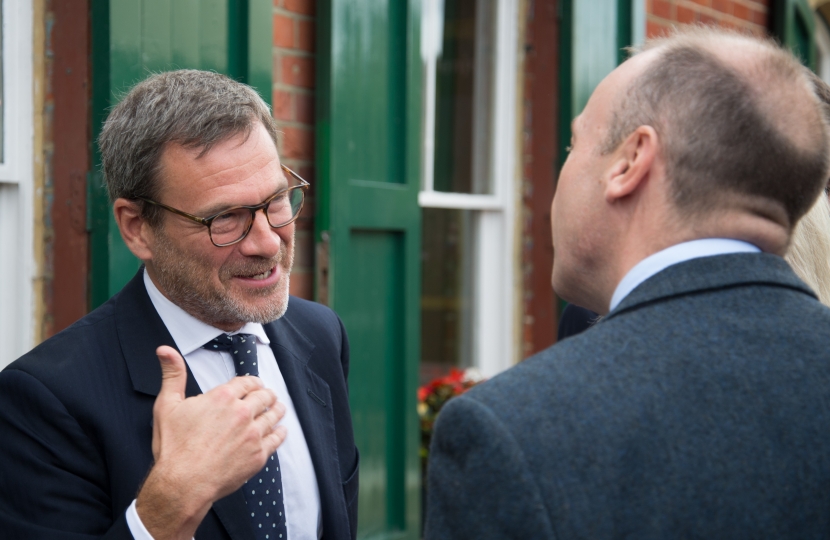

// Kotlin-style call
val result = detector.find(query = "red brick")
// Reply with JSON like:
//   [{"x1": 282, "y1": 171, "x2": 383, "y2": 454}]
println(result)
[
  {"x1": 272, "y1": 89, "x2": 294, "y2": 121},
  {"x1": 293, "y1": 231, "x2": 315, "y2": 267},
  {"x1": 646, "y1": 19, "x2": 670, "y2": 38},
  {"x1": 296, "y1": 164, "x2": 314, "y2": 182},
  {"x1": 652, "y1": 0, "x2": 673, "y2": 20},
  {"x1": 288, "y1": 270, "x2": 313, "y2": 300},
  {"x1": 699, "y1": 12, "x2": 718, "y2": 24},
  {"x1": 284, "y1": 0, "x2": 314, "y2": 16},
  {"x1": 281, "y1": 125, "x2": 314, "y2": 159},
  {"x1": 712, "y1": 0, "x2": 731, "y2": 14},
  {"x1": 733, "y1": 2, "x2": 751, "y2": 22},
  {"x1": 689, "y1": 0, "x2": 710, "y2": 8},
  {"x1": 677, "y1": 5, "x2": 698, "y2": 23},
  {"x1": 273, "y1": 14, "x2": 295, "y2": 48},
  {"x1": 750, "y1": 8, "x2": 767, "y2": 26},
  {"x1": 297, "y1": 19, "x2": 315, "y2": 52},
  {"x1": 282, "y1": 55, "x2": 314, "y2": 88},
  {"x1": 298, "y1": 196, "x2": 315, "y2": 220},
  {"x1": 295, "y1": 92, "x2": 314, "y2": 124}
]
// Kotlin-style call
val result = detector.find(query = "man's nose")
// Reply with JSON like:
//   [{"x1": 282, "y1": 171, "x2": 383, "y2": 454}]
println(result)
[{"x1": 237, "y1": 210, "x2": 281, "y2": 258}]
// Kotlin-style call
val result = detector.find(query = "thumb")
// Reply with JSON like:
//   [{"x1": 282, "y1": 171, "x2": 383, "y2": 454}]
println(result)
[{"x1": 156, "y1": 345, "x2": 188, "y2": 404}]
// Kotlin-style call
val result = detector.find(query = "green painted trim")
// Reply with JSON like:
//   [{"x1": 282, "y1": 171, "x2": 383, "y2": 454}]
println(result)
[
  {"x1": 227, "y1": 0, "x2": 248, "y2": 82},
  {"x1": 314, "y1": 0, "x2": 333, "y2": 244},
  {"x1": 774, "y1": 0, "x2": 817, "y2": 70},
  {"x1": 617, "y1": 0, "x2": 632, "y2": 65},
  {"x1": 404, "y1": 1, "x2": 423, "y2": 534},
  {"x1": 247, "y1": 0, "x2": 273, "y2": 106},
  {"x1": 89, "y1": 0, "x2": 111, "y2": 309},
  {"x1": 557, "y1": 0, "x2": 573, "y2": 170}
]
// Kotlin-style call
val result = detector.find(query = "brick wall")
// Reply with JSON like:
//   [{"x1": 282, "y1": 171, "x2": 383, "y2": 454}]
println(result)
[
  {"x1": 521, "y1": 0, "x2": 560, "y2": 357},
  {"x1": 273, "y1": 0, "x2": 316, "y2": 300},
  {"x1": 647, "y1": 0, "x2": 772, "y2": 37}
]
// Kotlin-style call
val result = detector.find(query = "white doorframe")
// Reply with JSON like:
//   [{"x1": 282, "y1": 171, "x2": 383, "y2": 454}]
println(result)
[{"x1": 0, "y1": 0, "x2": 35, "y2": 368}]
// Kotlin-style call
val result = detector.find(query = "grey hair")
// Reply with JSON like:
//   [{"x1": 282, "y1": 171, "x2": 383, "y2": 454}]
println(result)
[
  {"x1": 601, "y1": 26, "x2": 830, "y2": 227},
  {"x1": 98, "y1": 70, "x2": 278, "y2": 226}
]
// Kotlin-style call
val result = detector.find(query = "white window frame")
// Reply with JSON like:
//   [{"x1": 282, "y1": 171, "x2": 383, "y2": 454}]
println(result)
[
  {"x1": 0, "y1": 0, "x2": 35, "y2": 368},
  {"x1": 420, "y1": 0, "x2": 518, "y2": 377}
]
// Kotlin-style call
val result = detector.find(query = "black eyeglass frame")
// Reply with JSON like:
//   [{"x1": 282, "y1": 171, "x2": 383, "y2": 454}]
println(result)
[{"x1": 136, "y1": 164, "x2": 309, "y2": 247}]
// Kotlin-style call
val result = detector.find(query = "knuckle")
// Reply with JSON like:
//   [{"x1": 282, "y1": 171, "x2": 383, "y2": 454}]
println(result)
[
  {"x1": 232, "y1": 403, "x2": 252, "y2": 425},
  {"x1": 214, "y1": 385, "x2": 236, "y2": 402}
]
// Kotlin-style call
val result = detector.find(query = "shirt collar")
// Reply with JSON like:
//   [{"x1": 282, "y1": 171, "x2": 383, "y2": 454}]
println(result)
[
  {"x1": 608, "y1": 238, "x2": 760, "y2": 312},
  {"x1": 143, "y1": 269, "x2": 270, "y2": 356}
]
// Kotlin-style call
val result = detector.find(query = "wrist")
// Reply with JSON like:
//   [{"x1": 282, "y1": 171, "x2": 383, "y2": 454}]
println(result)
[{"x1": 136, "y1": 463, "x2": 213, "y2": 540}]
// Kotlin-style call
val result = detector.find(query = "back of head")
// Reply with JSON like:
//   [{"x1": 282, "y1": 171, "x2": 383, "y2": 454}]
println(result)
[
  {"x1": 98, "y1": 70, "x2": 278, "y2": 226},
  {"x1": 604, "y1": 27, "x2": 830, "y2": 230}
]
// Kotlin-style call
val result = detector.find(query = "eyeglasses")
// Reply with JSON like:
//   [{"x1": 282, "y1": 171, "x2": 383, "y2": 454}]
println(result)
[{"x1": 137, "y1": 164, "x2": 309, "y2": 247}]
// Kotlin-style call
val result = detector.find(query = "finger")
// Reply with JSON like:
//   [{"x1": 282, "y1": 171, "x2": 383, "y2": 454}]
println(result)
[
  {"x1": 241, "y1": 388, "x2": 277, "y2": 416},
  {"x1": 263, "y1": 425, "x2": 288, "y2": 455},
  {"x1": 156, "y1": 346, "x2": 188, "y2": 405},
  {"x1": 254, "y1": 402, "x2": 286, "y2": 437},
  {"x1": 221, "y1": 374, "x2": 265, "y2": 400}
]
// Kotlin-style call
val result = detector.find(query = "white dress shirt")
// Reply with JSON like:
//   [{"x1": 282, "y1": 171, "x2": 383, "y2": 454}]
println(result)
[
  {"x1": 126, "y1": 270, "x2": 322, "y2": 540},
  {"x1": 609, "y1": 238, "x2": 761, "y2": 312}
]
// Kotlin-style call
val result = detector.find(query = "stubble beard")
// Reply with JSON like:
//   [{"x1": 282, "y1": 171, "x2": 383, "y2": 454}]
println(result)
[{"x1": 151, "y1": 227, "x2": 295, "y2": 329}]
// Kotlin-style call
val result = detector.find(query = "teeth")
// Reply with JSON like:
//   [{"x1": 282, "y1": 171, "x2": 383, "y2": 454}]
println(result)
[{"x1": 250, "y1": 269, "x2": 273, "y2": 280}]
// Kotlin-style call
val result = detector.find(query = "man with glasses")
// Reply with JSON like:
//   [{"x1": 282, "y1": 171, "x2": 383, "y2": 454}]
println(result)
[{"x1": 0, "y1": 70, "x2": 358, "y2": 540}]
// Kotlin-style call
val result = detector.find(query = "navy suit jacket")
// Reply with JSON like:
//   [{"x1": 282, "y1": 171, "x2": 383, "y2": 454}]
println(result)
[
  {"x1": 0, "y1": 270, "x2": 359, "y2": 540},
  {"x1": 427, "y1": 253, "x2": 830, "y2": 539}
]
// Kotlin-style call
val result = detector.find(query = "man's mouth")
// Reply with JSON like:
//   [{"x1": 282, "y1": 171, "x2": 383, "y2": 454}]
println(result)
[{"x1": 244, "y1": 268, "x2": 274, "y2": 280}]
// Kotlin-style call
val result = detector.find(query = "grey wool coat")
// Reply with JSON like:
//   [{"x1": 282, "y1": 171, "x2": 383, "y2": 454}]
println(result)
[{"x1": 426, "y1": 253, "x2": 830, "y2": 540}]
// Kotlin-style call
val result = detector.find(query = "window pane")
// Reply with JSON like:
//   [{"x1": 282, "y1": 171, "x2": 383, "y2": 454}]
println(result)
[
  {"x1": 432, "y1": 0, "x2": 495, "y2": 195},
  {"x1": 420, "y1": 208, "x2": 475, "y2": 384}
]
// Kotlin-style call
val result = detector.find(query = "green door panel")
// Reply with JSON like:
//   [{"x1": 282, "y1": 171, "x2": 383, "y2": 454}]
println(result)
[
  {"x1": 318, "y1": 1, "x2": 422, "y2": 538},
  {"x1": 774, "y1": 0, "x2": 816, "y2": 69},
  {"x1": 558, "y1": 0, "x2": 631, "y2": 168},
  {"x1": 89, "y1": 0, "x2": 273, "y2": 307},
  {"x1": 343, "y1": 231, "x2": 407, "y2": 536}
]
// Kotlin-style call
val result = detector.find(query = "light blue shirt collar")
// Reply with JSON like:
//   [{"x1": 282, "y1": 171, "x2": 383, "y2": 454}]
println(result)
[{"x1": 608, "y1": 238, "x2": 760, "y2": 312}]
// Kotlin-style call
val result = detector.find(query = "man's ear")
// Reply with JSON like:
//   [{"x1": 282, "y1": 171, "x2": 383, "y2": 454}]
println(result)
[
  {"x1": 113, "y1": 198, "x2": 155, "y2": 261},
  {"x1": 604, "y1": 125, "x2": 658, "y2": 202}
]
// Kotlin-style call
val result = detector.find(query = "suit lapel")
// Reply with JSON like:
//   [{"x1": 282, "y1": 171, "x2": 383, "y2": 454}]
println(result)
[
  {"x1": 265, "y1": 317, "x2": 348, "y2": 539},
  {"x1": 116, "y1": 269, "x2": 203, "y2": 398},
  {"x1": 115, "y1": 269, "x2": 255, "y2": 539}
]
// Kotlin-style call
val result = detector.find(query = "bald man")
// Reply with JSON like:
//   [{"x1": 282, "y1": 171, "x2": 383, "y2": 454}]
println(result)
[{"x1": 426, "y1": 28, "x2": 830, "y2": 539}]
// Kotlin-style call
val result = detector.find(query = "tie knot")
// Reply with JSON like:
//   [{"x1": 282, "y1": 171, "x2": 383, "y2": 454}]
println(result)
[{"x1": 203, "y1": 333, "x2": 259, "y2": 377}]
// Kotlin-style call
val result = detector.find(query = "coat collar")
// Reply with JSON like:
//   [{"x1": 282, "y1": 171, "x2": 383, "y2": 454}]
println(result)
[{"x1": 605, "y1": 252, "x2": 815, "y2": 321}]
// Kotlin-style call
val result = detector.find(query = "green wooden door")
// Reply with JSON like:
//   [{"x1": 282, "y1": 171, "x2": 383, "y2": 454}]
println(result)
[
  {"x1": 89, "y1": 0, "x2": 272, "y2": 307},
  {"x1": 774, "y1": 0, "x2": 816, "y2": 69},
  {"x1": 558, "y1": 0, "x2": 631, "y2": 168},
  {"x1": 317, "y1": 1, "x2": 422, "y2": 538}
]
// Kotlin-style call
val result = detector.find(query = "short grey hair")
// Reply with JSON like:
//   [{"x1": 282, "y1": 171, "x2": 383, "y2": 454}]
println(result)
[
  {"x1": 98, "y1": 70, "x2": 278, "y2": 226},
  {"x1": 601, "y1": 27, "x2": 830, "y2": 227}
]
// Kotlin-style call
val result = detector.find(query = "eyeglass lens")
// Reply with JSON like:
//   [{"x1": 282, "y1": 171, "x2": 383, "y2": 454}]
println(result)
[{"x1": 209, "y1": 188, "x2": 304, "y2": 245}]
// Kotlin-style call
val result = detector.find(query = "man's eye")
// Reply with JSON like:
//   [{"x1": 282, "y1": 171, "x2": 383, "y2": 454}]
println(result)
[{"x1": 214, "y1": 212, "x2": 236, "y2": 223}]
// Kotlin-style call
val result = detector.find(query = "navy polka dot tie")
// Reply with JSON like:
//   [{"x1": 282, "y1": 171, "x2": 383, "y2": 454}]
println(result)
[{"x1": 203, "y1": 334, "x2": 288, "y2": 539}]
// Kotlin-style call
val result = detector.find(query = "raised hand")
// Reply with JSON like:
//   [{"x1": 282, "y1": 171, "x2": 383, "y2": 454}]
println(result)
[{"x1": 136, "y1": 346, "x2": 287, "y2": 540}]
